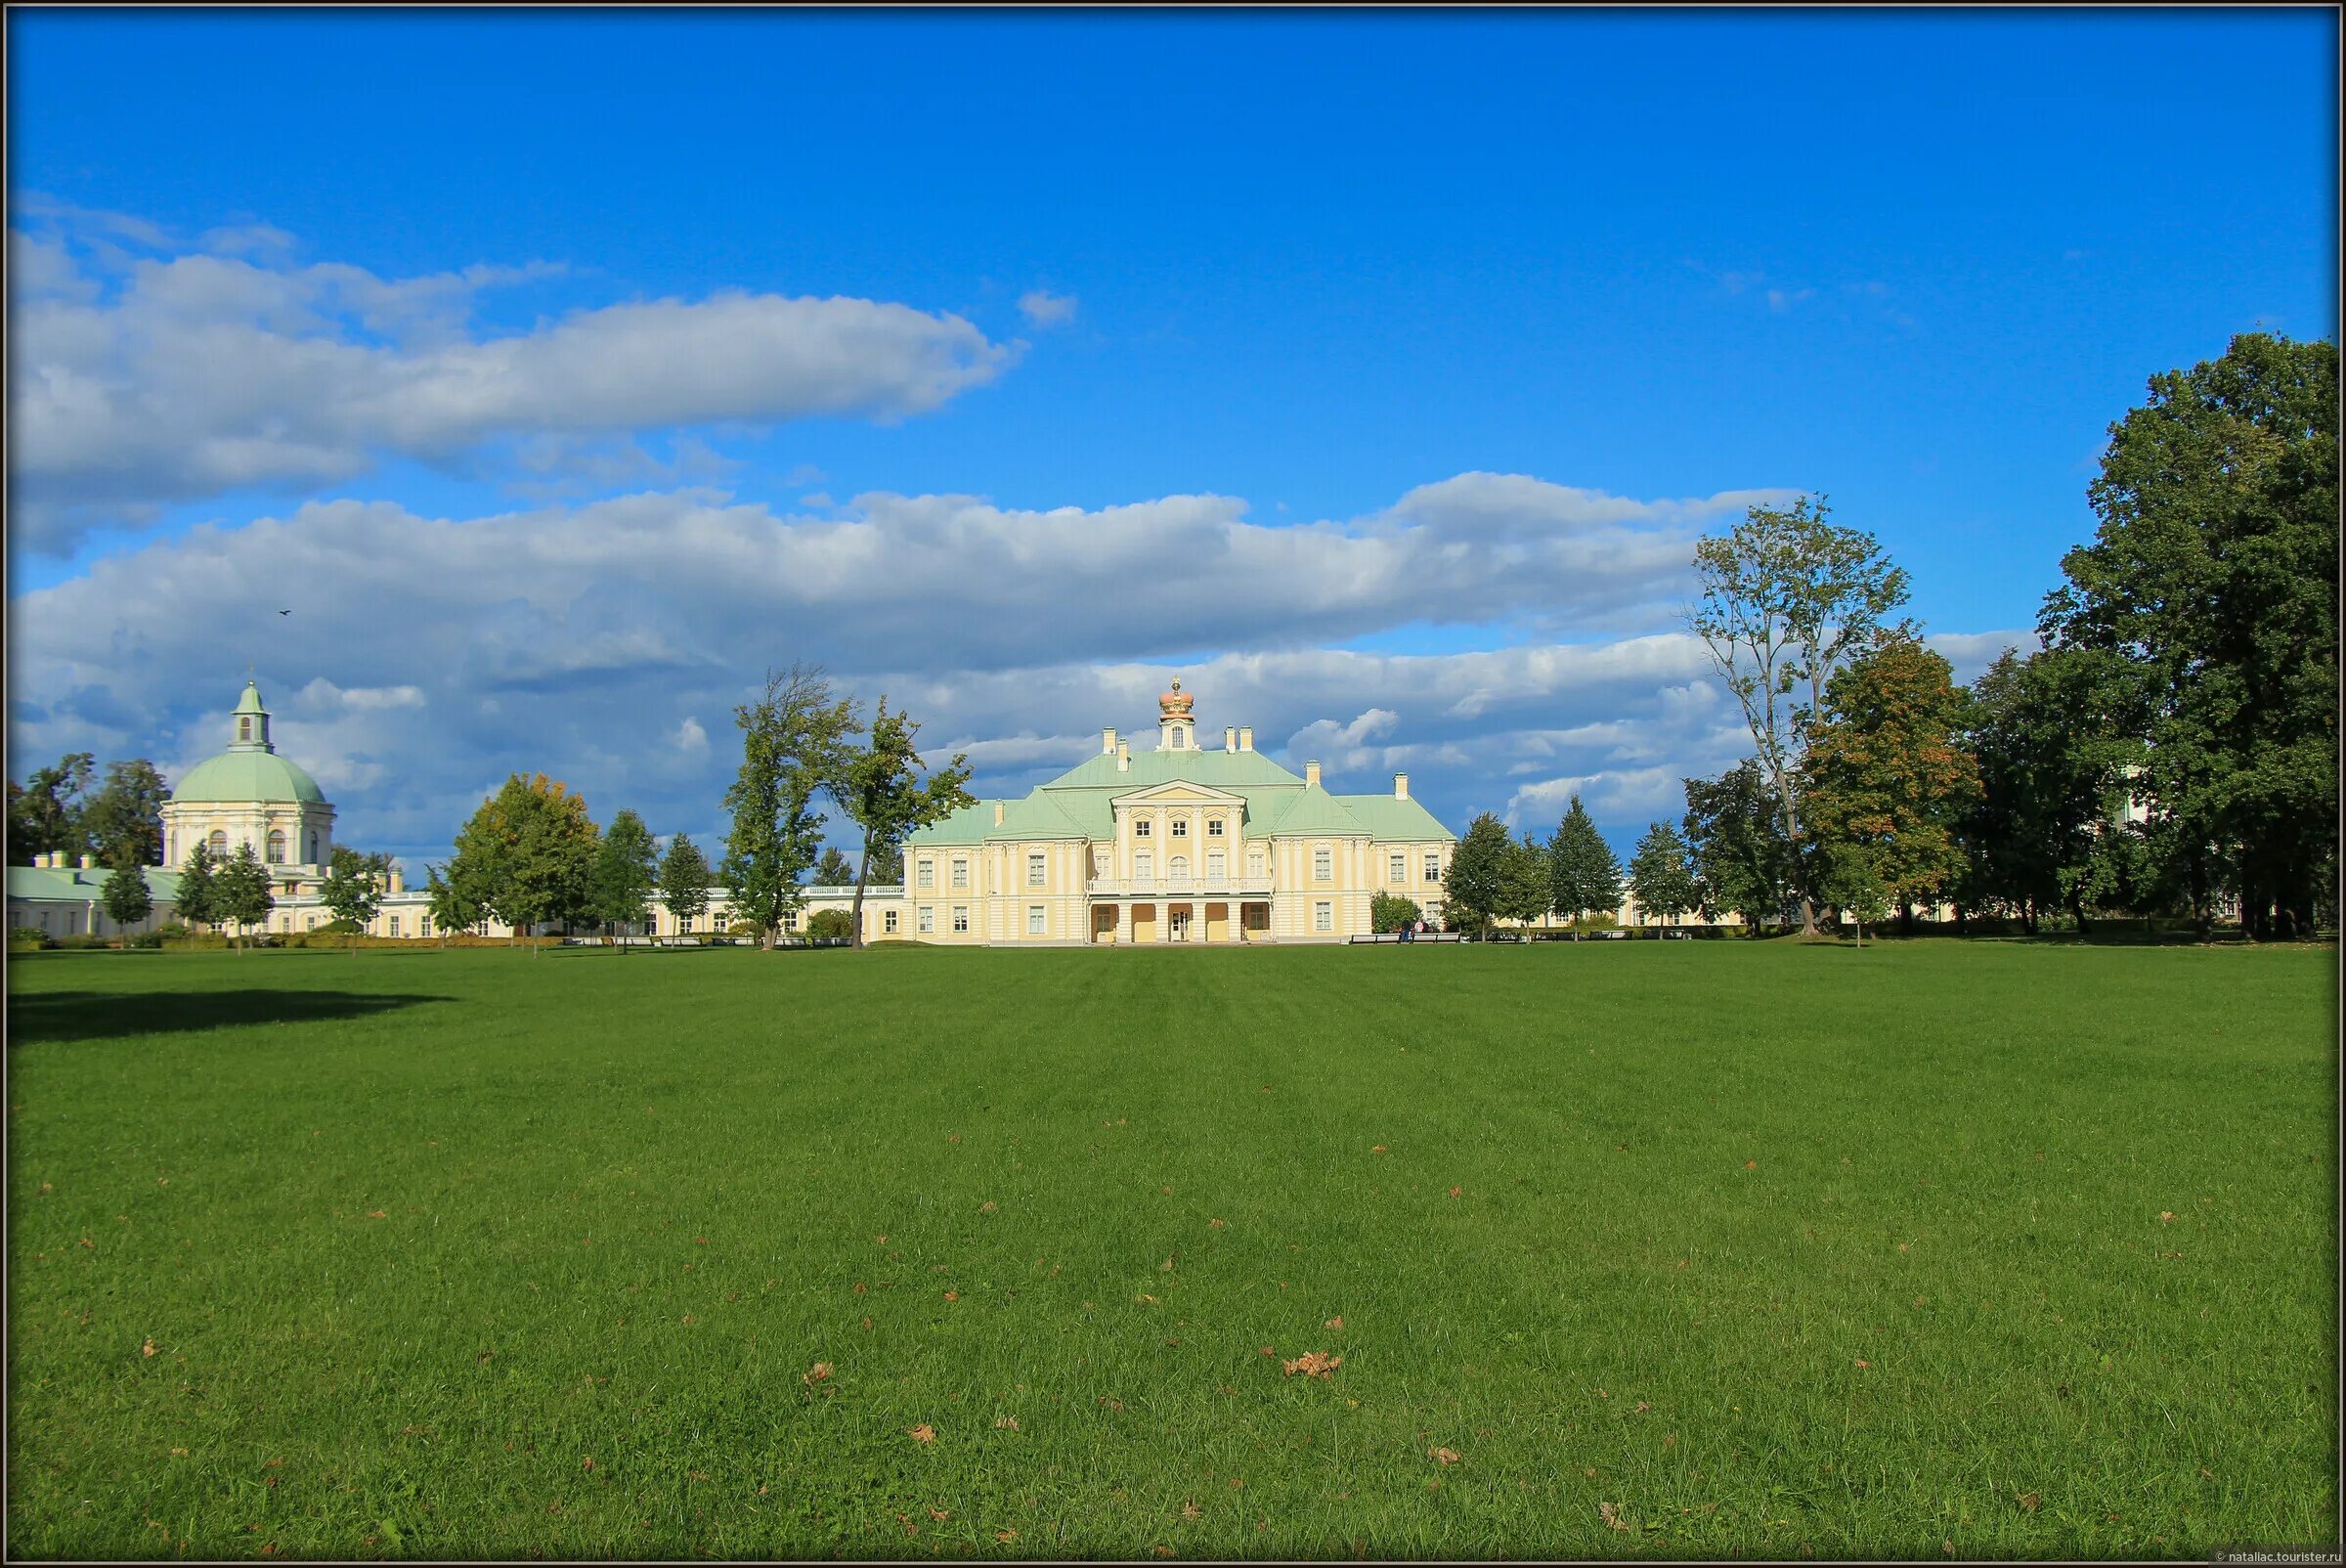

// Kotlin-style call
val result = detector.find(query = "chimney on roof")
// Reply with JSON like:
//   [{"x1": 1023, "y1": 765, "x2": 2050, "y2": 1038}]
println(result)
[
  {"x1": 1306, "y1": 761, "x2": 1322, "y2": 788},
  {"x1": 994, "y1": 801, "x2": 1006, "y2": 826},
  {"x1": 388, "y1": 868, "x2": 405, "y2": 894},
  {"x1": 1116, "y1": 740, "x2": 1130, "y2": 773},
  {"x1": 1225, "y1": 726, "x2": 1238, "y2": 751},
  {"x1": 1238, "y1": 727, "x2": 1254, "y2": 752},
  {"x1": 1394, "y1": 773, "x2": 1410, "y2": 801},
  {"x1": 79, "y1": 854, "x2": 95, "y2": 870},
  {"x1": 1103, "y1": 726, "x2": 1117, "y2": 755}
]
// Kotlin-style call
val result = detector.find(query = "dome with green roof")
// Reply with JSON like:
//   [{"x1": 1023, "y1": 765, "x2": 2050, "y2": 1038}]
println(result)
[{"x1": 168, "y1": 681, "x2": 328, "y2": 806}]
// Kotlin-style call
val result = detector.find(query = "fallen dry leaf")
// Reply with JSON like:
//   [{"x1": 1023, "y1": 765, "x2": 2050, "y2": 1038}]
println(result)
[
  {"x1": 1743, "y1": 1160, "x2": 1758, "y2": 1171},
  {"x1": 947, "y1": 1135, "x2": 961, "y2": 1144},
  {"x1": 1633, "y1": 1401, "x2": 1650, "y2": 1414},
  {"x1": 142, "y1": 1338, "x2": 156, "y2": 1358},
  {"x1": 1449, "y1": 1186, "x2": 1462, "y2": 1198},
  {"x1": 582, "y1": 1457, "x2": 595, "y2": 1471},
  {"x1": 1325, "y1": 1316, "x2": 1344, "y2": 1330},
  {"x1": 979, "y1": 1201, "x2": 997, "y2": 1213},
  {"x1": 1282, "y1": 1351, "x2": 1342, "y2": 1380},
  {"x1": 943, "y1": 1290, "x2": 959, "y2": 1302},
  {"x1": 1854, "y1": 1359, "x2": 1871, "y2": 1369},
  {"x1": 1181, "y1": 1502, "x2": 1201, "y2": 1520},
  {"x1": 1430, "y1": 1447, "x2": 1460, "y2": 1466},
  {"x1": 1208, "y1": 1218, "x2": 1226, "y2": 1229},
  {"x1": 2159, "y1": 1210, "x2": 2177, "y2": 1224},
  {"x1": 1599, "y1": 1501, "x2": 1630, "y2": 1532},
  {"x1": 2019, "y1": 1492, "x2": 2040, "y2": 1513},
  {"x1": 997, "y1": 1529, "x2": 1019, "y2": 1543},
  {"x1": 908, "y1": 1424, "x2": 935, "y2": 1444},
  {"x1": 929, "y1": 1507, "x2": 950, "y2": 1521},
  {"x1": 993, "y1": 1416, "x2": 1019, "y2": 1430},
  {"x1": 1370, "y1": 1145, "x2": 1387, "y2": 1154},
  {"x1": 803, "y1": 1362, "x2": 833, "y2": 1386}
]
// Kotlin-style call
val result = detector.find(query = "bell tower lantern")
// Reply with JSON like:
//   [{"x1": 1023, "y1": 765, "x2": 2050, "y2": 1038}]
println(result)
[{"x1": 1157, "y1": 678, "x2": 1197, "y2": 750}]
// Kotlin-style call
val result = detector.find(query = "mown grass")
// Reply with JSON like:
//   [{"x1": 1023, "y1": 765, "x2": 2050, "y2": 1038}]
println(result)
[{"x1": 6, "y1": 940, "x2": 2335, "y2": 1560}]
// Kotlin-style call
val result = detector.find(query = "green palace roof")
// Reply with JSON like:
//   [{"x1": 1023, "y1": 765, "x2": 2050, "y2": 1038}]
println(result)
[{"x1": 169, "y1": 680, "x2": 329, "y2": 806}]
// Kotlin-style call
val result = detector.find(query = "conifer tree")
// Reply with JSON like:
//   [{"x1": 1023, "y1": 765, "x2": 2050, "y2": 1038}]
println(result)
[
  {"x1": 1548, "y1": 794, "x2": 1623, "y2": 930},
  {"x1": 1627, "y1": 821, "x2": 1699, "y2": 935},
  {"x1": 1443, "y1": 812, "x2": 1512, "y2": 939},
  {"x1": 101, "y1": 855, "x2": 153, "y2": 936},
  {"x1": 174, "y1": 842, "x2": 219, "y2": 939},
  {"x1": 591, "y1": 809, "x2": 658, "y2": 953},
  {"x1": 658, "y1": 833, "x2": 712, "y2": 940}
]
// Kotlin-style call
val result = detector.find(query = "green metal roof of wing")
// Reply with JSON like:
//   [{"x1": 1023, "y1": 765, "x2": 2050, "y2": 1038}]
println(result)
[
  {"x1": 1041, "y1": 748, "x2": 1307, "y2": 792},
  {"x1": 1261, "y1": 784, "x2": 1368, "y2": 838},
  {"x1": 1330, "y1": 795, "x2": 1456, "y2": 842},
  {"x1": 7, "y1": 866, "x2": 182, "y2": 900}
]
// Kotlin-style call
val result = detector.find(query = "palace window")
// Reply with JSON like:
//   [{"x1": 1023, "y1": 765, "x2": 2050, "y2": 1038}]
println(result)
[
  {"x1": 885, "y1": 909, "x2": 899, "y2": 935},
  {"x1": 1248, "y1": 849, "x2": 1266, "y2": 878},
  {"x1": 1134, "y1": 817, "x2": 1151, "y2": 838},
  {"x1": 951, "y1": 858, "x2": 969, "y2": 890},
  {"x1": 421, "y1": 914, "x2": 433, "y2": 937},
  {"x1": 208, "y1": 830, "x2": 228, "y2": 856},
  {"x1": 1314, "y1": 847, "x2": 1332, "y2": 882},
  {"x1": 1207, "y1": 817, "x2": 1224, "y2": 837},
  {"x1": 268, "y1": 830, "x2": 287, "y2": 864},
  {"x1": 308, "y1": 915, "x2": 319, "y2": 931},
  {"x1": 308, "y1": 831, "x2": 320, "y2": 862},
  {"x1": 1206, "y1": 850, "x2": 1225, "y2": 880},
  {"x1": 1170, "y1": 855, "x2": 1189, "y2": 881},
  {"x1": 1314, "y1": 901, "x2": 1333, "y2": 933},
  {"x1": 1390, "y1": 852, "x2": 1406, "y2": 884},
  {"x1": 918, "y1": 906, "x2": 935, "y2": 935},
  {"x1": 952, "y1": 906, "x2": 970, "y2": 934},
  {"x1": 239, "y1": 718, "x2": 253, "y2": 742},
  {"x1": 1028, "y1": 852, "x2": 1047, "y2": 887},
  {"x1": 917, "y1": 859, "x2": 934, "y2": 890},
  {"x1": 1426, "y1": 852, "x2": 1442, "y2": 882},
  {"x1": 783, "y1": 909, "x2": 799, "y2": 932},
  {"x1": 388, "y1": 916, "x2": 401, "y2": 937},
  {"x1": 1027, "y1": 905, "x2": 1047, "y2": 936},
  {"x1": 1135, "y1": 851, "x2": 1153, "y2": 881},
  {"x1": 1171, "y1": 817, "x2": 1188, "y2": 839}
]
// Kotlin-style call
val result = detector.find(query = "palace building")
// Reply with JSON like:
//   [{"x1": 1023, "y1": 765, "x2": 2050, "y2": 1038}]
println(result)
[{"x1": 8, "y1": 678, "x2": 1460, "y2": 945}]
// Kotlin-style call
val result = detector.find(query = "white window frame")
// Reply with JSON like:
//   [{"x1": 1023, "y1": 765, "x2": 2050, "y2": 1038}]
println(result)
[
  {"x1": 1426, "y1": 851, "x2": 1442, "y2": 882},
  {"x1": 1027, "y1": 905, "x2": 1047, "y2": 936},
  {"x1": 1134, "y1": 817, "x2": 1152, "y2": 839},
  {"x1": 388, "y1": 915, "x2": 400, "y2": 937},
  {"x1": 1248, "y1": 849, "x2": 1266, "y2": 878},
  {"x1": 950, "y1": 858, "x2": 969, "y2": 890},
  {"x1": 1207, "y1": 816, "x2": 1225, "y2": 837},
  {"x1": 1027, "y1": 852, "x2": 1047, "y2": 887},
  {"x1": 1314, "y1": 846, "x2": 1332, "y2": 882},
  {"x1": 1206, "y1": 849, "x2": 1225, "y2": 880},
  {"x1": 421, "y1": 914, "x2": 433, "y2": 937},
  {"x1": 1171, "y1": 817, "x2": 1188, "y2": 839},
  {"x1": 1135, "y1": 850, "x2": 1154, "y2": 881},
  {"x1": 1390, "y1": 852, "x2": 1406, "y2": 884},
  {"x1": 1314, "y1": 901, "x2": 1333, "y2": 933},
  {"x1": 952, "y1": 906, "x2": 970, "y2": 934},
  {"x1": 885, "y1": 909, "x2": 899, "y2": 935},
  {"x1": 917, "y1": 859, "x2": 934, "y2": 890},
  {"x1": 918, "y1": 906, "x2": 934, "y2": 935}
]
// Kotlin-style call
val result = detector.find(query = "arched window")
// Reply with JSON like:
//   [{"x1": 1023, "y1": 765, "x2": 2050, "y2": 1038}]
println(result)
[
  {"x1": 266, "y1": 830, "x2": 287, "y2": 864},
  {"x1": 207, "y1": 830, "x2": 228, "y2": 856},
  {"x1": 1170, "y1": 854, "x2": 1190, "y2": 881},
  {"x1": 239, "y1": 718, "x2": 253, "y2": 742},
  {"x1": 308, "y1": 831, "x2": 320, "y2": 862}
]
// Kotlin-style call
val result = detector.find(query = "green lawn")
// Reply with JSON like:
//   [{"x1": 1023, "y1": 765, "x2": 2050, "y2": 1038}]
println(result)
[{"x1": 6, "y1": 941, "x2": 2335, "y2": 1560}]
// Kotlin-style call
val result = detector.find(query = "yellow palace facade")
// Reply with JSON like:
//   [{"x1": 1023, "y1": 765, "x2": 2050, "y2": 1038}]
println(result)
[{"x1": 886, "y1": 681, "x2": 1456, "y2": 944}]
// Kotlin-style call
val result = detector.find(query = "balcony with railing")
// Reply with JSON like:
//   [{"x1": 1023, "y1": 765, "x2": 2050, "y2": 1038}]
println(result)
[{"x1": 1088, "y1": 875, "x2": 1274, "y2": 897}]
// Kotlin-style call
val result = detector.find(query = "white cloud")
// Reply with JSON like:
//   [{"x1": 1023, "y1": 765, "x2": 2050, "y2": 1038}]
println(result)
[
  {"x1": 8, "y1": 214, "x2": 1019, "y2": 550},
  {"x1": 1018, "y1": 288, "x2": 1077, "y2": 327},
  {"x1": 8, "y1": 473, "x2": 2015, "y2": 867}
]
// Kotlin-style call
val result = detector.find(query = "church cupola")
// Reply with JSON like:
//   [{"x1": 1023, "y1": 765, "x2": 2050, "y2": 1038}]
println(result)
[
  {"x1": 230, "y1": 680, "x2": 275, "y2": 752},
  {"x1": 1157, "y1": 677, "x2": 1197, "y2": 750}
]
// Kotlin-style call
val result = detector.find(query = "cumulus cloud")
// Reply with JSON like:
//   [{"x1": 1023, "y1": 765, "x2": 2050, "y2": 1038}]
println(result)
[
  {"x1": 8, "y1": 473, "x2": 2014, "y2": 873},
  {"x1": 8, "y1": 212, "x2": 1018, "y2": 550},
  {"x1": 1018, "y1": 288, "x2": 1078, "y2": 327}
]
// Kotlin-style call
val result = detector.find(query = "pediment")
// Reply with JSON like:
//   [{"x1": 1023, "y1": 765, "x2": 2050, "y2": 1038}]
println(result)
[{"x1": 1109, "y1": 780, "x2": 1248, "y2": 808}]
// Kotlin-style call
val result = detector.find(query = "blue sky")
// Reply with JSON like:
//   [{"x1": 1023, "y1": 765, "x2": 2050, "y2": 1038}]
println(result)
[{"x1": 8, "y1": 9, "x2": 2336, "y2": 870}]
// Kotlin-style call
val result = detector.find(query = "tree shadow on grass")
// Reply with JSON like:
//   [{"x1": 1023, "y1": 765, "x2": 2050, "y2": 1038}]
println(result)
[{"x1": 5, "y1": 990, "x2": 456, "y2": 1045}]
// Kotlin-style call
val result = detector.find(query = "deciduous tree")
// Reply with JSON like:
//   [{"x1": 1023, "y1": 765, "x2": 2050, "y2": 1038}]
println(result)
[
  {"x1": 321, "y1": 846, "x2": 388, "y2": 951},
  {"x1": 1547, "y1": 795, "x2": 1622, "y2": 930},
  {"x1": 1369, "y1": 892, "x2": 1422, "y2": 934},
  {"x1": 1682, "y1": 761, "x2": 1797, "y2": 936},
  {"x1": 1627, "y1": 821, "x2": 1699, "y2": 934},
  {"x1": 2041, "y1": 331, "x2": 2338, "y2": 940},
  {"x1": 658, "y1": 833, "x2": 712, "y2": 938},
  {"x1": 10, "y1": 752, "x2": 95, "y2": 864},
  {"x1": 218, "y1": 843, "x2": 277, "y2": 952},
  {"x1": 1497, "y1": 834, "x2": 1553, "y2": 944},
  {"x1": 1817, "y1": 843, "x2": 1892, "y2": 948},
  {"x1": 101, "y1": 856, "x2": 153, "y2": 936},
  {"x1": 1443, "y1": 812, "x2": 1512, "y2": 939},
  {"x1": 1688, "y1": 496, "x2": 1912, "y2": 932},
  {"x1": 174, "y1": 842, "x2": 220, "y2": 938},
  {"x1": 423, "y1": 861, "x2": 483, "y2": 945},
  {"x1": 835, "y1": 695, "x2": 974, "y2": 951},
  {"x1": 724, "y1": 666, "x2": 859, "y2": 951},
  {"x1": 80, "y1": 760, "x2": 170, "y2": 870},
  {"x1": 453, "y1": 774, "x2": 600, "y2": 951},
  {"x1": 1800, "y1": 635, "x2": 1981, "y2": 932},
  {"x1": 591, "y1": 809, "x2": 658, "y2": 952}
]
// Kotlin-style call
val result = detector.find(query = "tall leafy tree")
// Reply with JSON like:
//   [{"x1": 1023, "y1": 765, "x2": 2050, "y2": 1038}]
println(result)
[
  {"x1": 1956, "y1": 646, "x2": 2140, "y2": 934},
  {"x1": 423, "y1": 862, "x2": 483, "y2": 945},
  {"x1": 1369, "y1": 892, "x2": 1423, "y2": 934},
  {"x1": 658, "y1": 833, "x2": 712, "y2": 938},
  {"x1": 1799, "y1": 635, "x2": 1981, "y2": 932},
  {"x1": 1442, "y1": 812, "x2": 1512, "y2": 939},
  {"x1": 1688, "y1": 496, "x2": 1913, "y2": 932},
  {"x1": 101, "y1": 856, "x2": 153, "y2": 936},
  {"x1": 80, "y1": 760, "x2": 170, "y2": 869},
  {"x1": 1497, "y1": 834, "x2": 1553, "y2": 943},
  {"x1": 1817, "y1": 843, "x2": 1892, "y2": 948},
  {"x1": 835, "y1": 694, "x2": 974, "y2": 951},
  {"x1": 1627, "y1": 820, "x2": 1699, "y2": 934},
  {"x1": 321, "y1": 846, "x2": 389, "y2": 951},
  {"x1": 453, "y1": 774, "x2": 601, "y2": 951},
  {"x1": 217, "y1": 843, "x2": 277, "y2": 952},
  {"x1": 174, "y1": 842, "x2": 220, "y2": 938},
  {"x1": 2041, "y1": 331, "x2": 2338, "y2": 940},
  {"x1": 1547, "y1": 795, "x2": 1623, "y2": 929},
  {"x1": 591, "y1": 809, "x2": 659, "y2": 952},
  {"x1": 723, "y1": 665, "x2": 859, "y2": 952},
  {"x1": 10, "y1": 752, "x2": 95, "y2": 864},
  {"x1": 1682, "y1": 761, "x2": 1797, "y2": 936},
  {"x1": 812, "y1": 848, "x2": 855, "y2": 887}
]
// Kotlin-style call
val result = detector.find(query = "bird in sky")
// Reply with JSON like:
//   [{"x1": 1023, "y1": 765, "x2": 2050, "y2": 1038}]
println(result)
[{"x1": 279, "y1": 609, "x2": 291, "y2": 616}]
